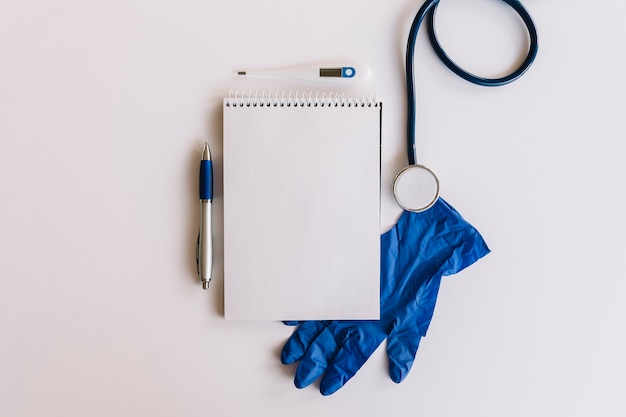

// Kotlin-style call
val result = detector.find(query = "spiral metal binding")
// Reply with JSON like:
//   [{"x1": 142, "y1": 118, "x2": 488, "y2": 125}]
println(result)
[{"x1": 226, "y1": 90, "x2": 379, "y2": 108}]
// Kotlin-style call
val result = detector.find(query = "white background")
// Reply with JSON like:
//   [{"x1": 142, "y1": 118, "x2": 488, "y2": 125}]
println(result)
[{"x1": 1, "y1": 0, "x2": 625, "y2": 415}]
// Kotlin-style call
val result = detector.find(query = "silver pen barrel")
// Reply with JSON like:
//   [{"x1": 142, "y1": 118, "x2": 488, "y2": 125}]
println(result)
[{"x1": 199, "y1": 199, "x2": 212, "y2": 289}]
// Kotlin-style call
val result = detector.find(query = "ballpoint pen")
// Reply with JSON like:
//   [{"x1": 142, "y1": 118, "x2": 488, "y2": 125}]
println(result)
[{"x1": 197, "y1": 142, "x2": 213, "y2": 289}]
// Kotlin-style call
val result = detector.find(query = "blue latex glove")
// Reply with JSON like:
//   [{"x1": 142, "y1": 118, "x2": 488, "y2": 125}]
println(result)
[{"x1": 281, "y1": 198, "x2": 490, "y2": 395}]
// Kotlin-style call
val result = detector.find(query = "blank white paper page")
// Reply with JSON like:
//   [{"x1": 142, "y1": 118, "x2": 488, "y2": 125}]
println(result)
[{"x1": 223, "y1": 97, "x2": 381, "y2": 320}]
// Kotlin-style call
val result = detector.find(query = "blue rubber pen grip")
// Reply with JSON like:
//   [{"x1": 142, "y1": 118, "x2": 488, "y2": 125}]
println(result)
[{"x1": 199, "y1": 160, "x2": 213, "y2": 200}]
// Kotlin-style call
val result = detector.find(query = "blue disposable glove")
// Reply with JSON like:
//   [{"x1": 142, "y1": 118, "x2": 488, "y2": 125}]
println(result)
[{"x1": 281, "y1": 198, "x2": 490, "y2": 395}]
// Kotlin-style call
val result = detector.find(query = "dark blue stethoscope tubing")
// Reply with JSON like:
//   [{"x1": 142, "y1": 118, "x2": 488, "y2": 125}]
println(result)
[{"x1": 405, "y1": 0, "x2": 539, "y2": 166}]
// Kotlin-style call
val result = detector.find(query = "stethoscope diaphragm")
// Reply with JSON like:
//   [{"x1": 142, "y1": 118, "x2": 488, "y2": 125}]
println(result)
[{"x1": 392, "y1": 164, "x2": 440, "y2": 212}]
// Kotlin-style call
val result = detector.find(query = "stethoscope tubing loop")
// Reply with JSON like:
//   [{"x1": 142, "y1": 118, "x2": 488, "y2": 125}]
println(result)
[{"x1": 405, "y1": 0, "x2": 539, "y2": 166}]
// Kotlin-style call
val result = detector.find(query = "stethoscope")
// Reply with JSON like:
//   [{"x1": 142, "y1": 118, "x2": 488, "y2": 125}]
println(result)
[{"x1": 393, "y1": 0, "x2": 539, "y2": 212}]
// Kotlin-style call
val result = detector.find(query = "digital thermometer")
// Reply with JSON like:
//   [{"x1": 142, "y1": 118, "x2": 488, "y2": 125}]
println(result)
[{"x1": 237, "y1": 64, "x2": 372, "y2": 84}]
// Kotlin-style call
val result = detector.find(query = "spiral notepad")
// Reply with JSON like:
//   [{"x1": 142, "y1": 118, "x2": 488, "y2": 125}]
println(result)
[{"x1": 223, "y1": 91, "x2": 381, "y2": 320}]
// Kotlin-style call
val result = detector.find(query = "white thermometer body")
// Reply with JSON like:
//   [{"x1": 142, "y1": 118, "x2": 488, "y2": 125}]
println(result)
[{"x1": 237, "y1": 64, "x2": 372, "y2": 84}]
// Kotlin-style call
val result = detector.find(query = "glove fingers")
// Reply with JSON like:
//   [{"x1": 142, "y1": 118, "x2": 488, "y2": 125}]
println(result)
[
  {"x1": 319, "y1": 330, "x2": 384, "y2": 396},
  {"x1": 281, "y1": 320, "x2": 331, "y2": 365},
  {"x1": 386, "y1": 331, "x2": 422, "y2": 383},
  {"x1": 292, "y1": 325, "x2": 340, "y2": 389}
]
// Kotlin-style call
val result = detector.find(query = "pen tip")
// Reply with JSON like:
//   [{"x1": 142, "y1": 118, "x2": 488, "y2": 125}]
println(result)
[
  {"x1": 202, "y1": 281, "x2": 210, "y2": 290},
  {"x1": 202, "y1": 142, "x2": 210, "y2": 160}
]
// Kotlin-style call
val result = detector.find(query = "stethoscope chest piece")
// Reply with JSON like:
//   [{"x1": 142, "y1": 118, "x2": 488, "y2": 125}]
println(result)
[{"x1": 392, "y1": 164, "x2": 440, "y2": 212}]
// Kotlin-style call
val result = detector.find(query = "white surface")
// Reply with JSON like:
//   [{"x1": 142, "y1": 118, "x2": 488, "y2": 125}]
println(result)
[
  {"x1": 223, "y1": 99, "x2": 380, "y2": 320},
  {"x1": 1, "y1": 0, "x2": 625, "y2": 415}
]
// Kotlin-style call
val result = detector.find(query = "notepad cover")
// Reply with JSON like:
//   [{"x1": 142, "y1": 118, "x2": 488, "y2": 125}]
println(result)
[{"x1": 223, "y1": 97, "x2": 381, "y2": 320}]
